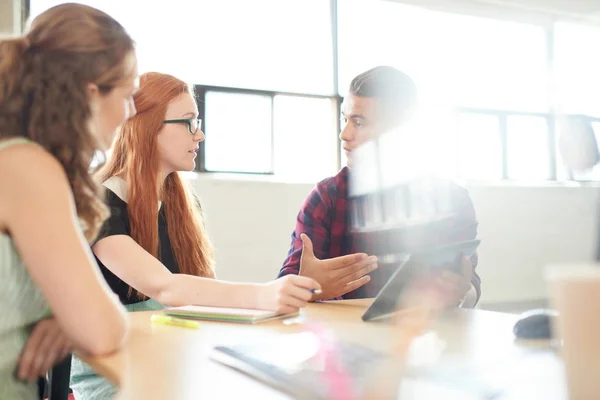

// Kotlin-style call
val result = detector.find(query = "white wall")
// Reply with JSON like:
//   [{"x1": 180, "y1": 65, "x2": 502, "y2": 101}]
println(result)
[{"x1": 189, "y1": 174, "x2": 600, "y2": 305}]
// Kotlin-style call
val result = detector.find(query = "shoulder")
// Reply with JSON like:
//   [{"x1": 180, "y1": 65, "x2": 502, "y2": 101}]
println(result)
[
  {"x1": 444, "y1": 178, "x2": 473, "y2": 200},
  {"x1": 0, "y1": 142, "x2": 69, "y2": 196},
  {"x1": 299, "y1": 168, "x2": 348, "y2": 218},
  {"x1": 95, "y1": 178, "x2": 129, "y2": 221},
  {"x1": 0, "y1": 140, "x2": 64, "y2": 177},
  {"x1": 0, "y1": 143, "x2": 72, "y2": 230},
  {"x1": 427, "y1": 176, "x2": 470, "y2": 194},
  {"x1": 100, "y1": 177, "x2": 129, "y2": 210},
  {"x1": 102, "y1": 188, "x2": 129, "y2": 221},
  {"x1": 102, "y1": 176, "x2": 129, "y2": 203},
  {"x1": 103, "y1": 187, "x2": 127, "y2": 207},
  {"x1": 312, "y1": 167, "x2": 348, "y2": 201},
  {"x1": 432, "y1": 177, "x2": 476, "y2": 217},
  {"x1": 92, "y1": 187, "x2": 131, "y2": 245}
]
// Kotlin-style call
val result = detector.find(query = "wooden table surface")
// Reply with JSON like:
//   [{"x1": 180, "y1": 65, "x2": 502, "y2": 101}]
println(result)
[{"x1": 80, "y1": 299, "x2": 567, "y2": 399}]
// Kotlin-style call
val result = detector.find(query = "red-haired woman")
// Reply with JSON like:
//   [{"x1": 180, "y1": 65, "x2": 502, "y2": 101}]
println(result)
[{"x1": 70, "y1": 72, "x2": 320, "y2": 399}]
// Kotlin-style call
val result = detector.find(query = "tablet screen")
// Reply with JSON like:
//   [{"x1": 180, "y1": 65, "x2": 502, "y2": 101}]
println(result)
[{"x1": 362, "y1": 239, "x2": 481, "y2": 322}]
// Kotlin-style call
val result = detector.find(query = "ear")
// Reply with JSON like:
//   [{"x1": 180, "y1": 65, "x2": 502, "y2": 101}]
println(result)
[
  {"x1": 87, "y1": 83, "x2": 101, "y2": 116},
  {"x1": 87, "y1": 82, "x2": 100, "y2": 100}
]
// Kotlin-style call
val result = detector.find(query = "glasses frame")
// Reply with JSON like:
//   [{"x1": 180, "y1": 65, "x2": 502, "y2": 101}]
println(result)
[{"x1": 163, "y1": 118, "x2": 202, "y2": 135}]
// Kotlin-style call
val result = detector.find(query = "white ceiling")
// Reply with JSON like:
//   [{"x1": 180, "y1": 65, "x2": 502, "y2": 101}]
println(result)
[
  {"x1": 477, "y1": 0, "x2": 600, "y2": 17},
  {"x1": 388, "y1": 0, "x2": 600, "y2": 26}
]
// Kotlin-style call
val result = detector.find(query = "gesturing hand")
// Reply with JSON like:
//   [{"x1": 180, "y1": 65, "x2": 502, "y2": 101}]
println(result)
[{"x1": 299, "y1": 233, "x2": 378, "y2": 300}]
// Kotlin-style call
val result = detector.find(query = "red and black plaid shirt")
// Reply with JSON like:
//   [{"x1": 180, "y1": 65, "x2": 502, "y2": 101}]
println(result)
[{"x1": 278, "y1": 167, "x2": 481, "y2": 301}]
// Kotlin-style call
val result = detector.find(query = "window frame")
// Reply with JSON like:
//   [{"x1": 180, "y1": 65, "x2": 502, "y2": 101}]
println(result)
[
  {"x1": 456, "y1": 107, "x2": 557, "y2": 180},
  {"x1": 193, "y1": 85, "x2": 340, "y2": 175},
  {"x1": 26, "y1": 0, "x2": 600, "y2": 182}
]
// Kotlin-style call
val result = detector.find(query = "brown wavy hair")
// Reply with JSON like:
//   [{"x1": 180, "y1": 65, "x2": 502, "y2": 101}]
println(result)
[
  {"x1": 0, "y1": 3, "x2": 136, "y2": 241},
  {"x1": 98, "y1": 72, "x2": 215, "y2": 299}
]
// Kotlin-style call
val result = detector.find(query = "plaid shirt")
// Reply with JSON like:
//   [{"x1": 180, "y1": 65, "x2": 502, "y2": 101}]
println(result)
[{"x1": 278, "y1": 167, "x2": 481, "y2": 301}]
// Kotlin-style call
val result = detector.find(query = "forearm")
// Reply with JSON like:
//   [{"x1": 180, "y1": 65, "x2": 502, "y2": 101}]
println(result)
[
  {"x1": 155, "y1": 274, "x2": 265, "y2": 309},
  {"x1": 69, "y1": 297, "x2": 128, "y2": 357}
]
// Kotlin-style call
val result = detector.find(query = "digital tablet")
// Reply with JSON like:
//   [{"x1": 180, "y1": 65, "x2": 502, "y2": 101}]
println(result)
[{"x1": 362, "y1": 239, "x2": 481, "y2": 322}]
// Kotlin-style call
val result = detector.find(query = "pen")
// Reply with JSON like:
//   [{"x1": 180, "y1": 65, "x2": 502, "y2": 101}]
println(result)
[
  {"x1": 310, "y1": 289, "x2": 323, "y2": 295},
  {"x1": 151, "y1": 314, "x2": 200, "y2": 329}
]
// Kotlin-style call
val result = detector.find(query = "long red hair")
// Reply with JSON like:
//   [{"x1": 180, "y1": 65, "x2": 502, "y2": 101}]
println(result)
[{"x1": 98, "y1": 72, "x2": 215, "y2": 299}]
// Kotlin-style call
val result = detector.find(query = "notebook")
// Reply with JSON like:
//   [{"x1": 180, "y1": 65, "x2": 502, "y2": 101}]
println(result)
[{"x1": 164, "y1": 305, "x2": 299, "y2": 324}]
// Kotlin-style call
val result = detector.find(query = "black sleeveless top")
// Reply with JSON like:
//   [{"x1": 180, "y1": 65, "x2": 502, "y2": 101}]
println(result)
[{"x1": 93, "y1": 189, "x2": 180, "y2": 305}]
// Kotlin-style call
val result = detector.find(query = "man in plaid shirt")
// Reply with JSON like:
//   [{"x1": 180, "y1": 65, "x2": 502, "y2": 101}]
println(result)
[{"x1": 278, "y1": 66, "x2": 480, "y2": 307}]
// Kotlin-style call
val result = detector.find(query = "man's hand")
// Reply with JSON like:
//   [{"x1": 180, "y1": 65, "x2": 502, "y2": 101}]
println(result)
[
  {"x1": 432, "y1": 256, "x2": 474, "y2": 308},
  {"x1": 398, "y1": 256, "x2": 474, "y2": 311},
  {"x1": 18, "y1": 317, "x2": 72, "y2": 382},
  {"x1": 299, "y1": 233, "x2": 378, "y2": 300}
]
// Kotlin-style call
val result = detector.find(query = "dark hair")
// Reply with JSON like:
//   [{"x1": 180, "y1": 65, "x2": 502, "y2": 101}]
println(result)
[
  {"x1": 349, "y1": 66, "x2": 417, "y2": 126},
  {"x1": 0, "y1": 3, "x2": 136, "y2": 241}
]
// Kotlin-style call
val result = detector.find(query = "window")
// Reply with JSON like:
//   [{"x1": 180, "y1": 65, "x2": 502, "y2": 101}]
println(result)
[
  {"x1": 203, "y1": 91, "x2": 273, "y2": 174},
  {"x1": 506, "y1": 116, "x2": 550, "y2": 180},
  {"x1": 555, "y1": 22, "x2": 600, "y2": 117},
  {"x1": 554, "y1": 22, "x2": 600, "y2": 180},
  {"x1": 198, "y1": 88, "x2": 338, "y2": 178},
  {"x1": 337, "y1": 0, "x2": 552, "y2": 181},
  {"x1": 457, "y1": 113, "x2": 503, "y2": 180},
  {"x1": 184, "y1": 0, "x2": 334, "y2": 95},
  {"x1": 31, "y1": 0, "x2": 334, "y2": 95},
  {"x1": 30, "y1": 0, "x2": 600, "y2": 182},
  {"x1": 32, "y1": 0, "x2": 337, "y2": 179},
  {"x1": 273, "y1": 96, "x2": 338, "y2": 181},
  {"x1": 337, "y1": 0, "x2": 548, "y2": 112},
  {"x1": 378, "y1": 106, "x2": 461, "y2": 180},
  {"x1": 443, "y1": 15, "x2": 548, "y2": 113}
]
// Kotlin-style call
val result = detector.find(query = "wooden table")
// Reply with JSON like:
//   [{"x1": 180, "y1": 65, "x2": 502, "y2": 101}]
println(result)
[{"x1": 81, "y1": 299, "x2": 567, "y2": 399}]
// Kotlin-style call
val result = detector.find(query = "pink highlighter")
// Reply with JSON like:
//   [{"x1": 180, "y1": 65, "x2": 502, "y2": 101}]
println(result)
[{"x1": 307, "y1": 323, "x2": 356, "y2": 400}]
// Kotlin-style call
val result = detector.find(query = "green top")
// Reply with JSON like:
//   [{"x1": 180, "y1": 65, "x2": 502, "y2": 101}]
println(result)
[{"x1": 0, "y1": 138, "x2": 52, "y2": 399}]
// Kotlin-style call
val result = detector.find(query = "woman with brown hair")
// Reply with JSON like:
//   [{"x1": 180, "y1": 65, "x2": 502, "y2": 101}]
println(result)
[
  {"x1": 69, "y1": 71, "x2": 321, "y2": 399},
  {"x1": 0, "y1": 3, "x2": 138, "y2": 399}
]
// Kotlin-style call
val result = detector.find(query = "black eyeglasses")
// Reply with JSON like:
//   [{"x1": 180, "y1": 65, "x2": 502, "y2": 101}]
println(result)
[{"x1": 163, "y1": 118, "x2": 202, "y2": 135}]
